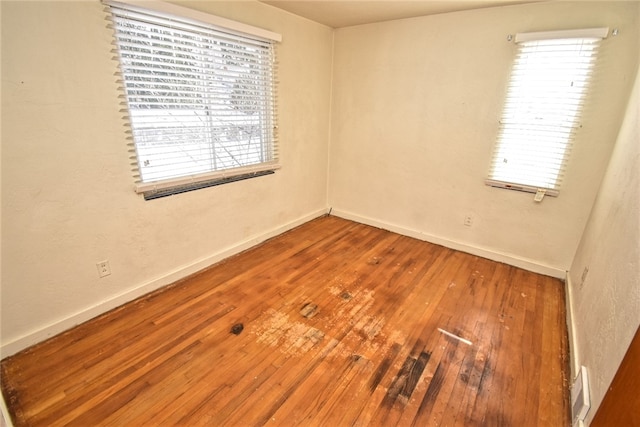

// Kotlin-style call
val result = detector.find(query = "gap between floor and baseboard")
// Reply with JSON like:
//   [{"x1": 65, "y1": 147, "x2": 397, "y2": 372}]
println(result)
[
  {"x1": 329, "y1": 209, "x2": 567, "y2": 279},
  {"x1": 0, "y1": 208, "x2": 330, "y2": 359}
]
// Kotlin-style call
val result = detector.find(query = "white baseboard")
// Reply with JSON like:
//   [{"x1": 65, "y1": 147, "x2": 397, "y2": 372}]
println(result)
[
  {"x1": 330, "y1": 209, "x2": 566, "y2": 279},
  {"x1": 565, "y1": 273, "x2": 581, "y2": 381},
  {"x1": 1, "y1": 208, "x2": 328, "y2": 358},
  {"x1": 1, "y1": 389, "x2": 13, "y2": 427},
  {"x1": 1, "y1": 207, "x2": 565, "y2": 358}
]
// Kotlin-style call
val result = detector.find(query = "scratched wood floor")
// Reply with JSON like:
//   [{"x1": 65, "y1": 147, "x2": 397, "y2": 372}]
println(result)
[{"x1": 1, "y1": 215, "x2": 570, "y2": 426}]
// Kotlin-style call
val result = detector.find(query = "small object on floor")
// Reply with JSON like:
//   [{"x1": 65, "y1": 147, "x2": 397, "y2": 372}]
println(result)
[{"x1": 230, "y1": 323, "x2": 244, "y2": 335}]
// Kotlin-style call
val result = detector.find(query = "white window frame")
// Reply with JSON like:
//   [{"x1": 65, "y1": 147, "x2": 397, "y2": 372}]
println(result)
[
  {"x1": 104, "y1": 0, "x2": 281, "y2": 199},
  {"x1": 487, "y1": 27, "x2": 608, "y2": 199}
]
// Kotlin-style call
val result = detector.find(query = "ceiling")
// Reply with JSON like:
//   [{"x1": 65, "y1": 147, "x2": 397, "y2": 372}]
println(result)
[{"x1": 259, "y1": 0, "x2": 541, "y2": 28}]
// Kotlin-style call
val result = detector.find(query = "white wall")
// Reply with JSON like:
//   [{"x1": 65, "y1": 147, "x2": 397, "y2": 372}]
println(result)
[
  {"x1": 567, "y1": 53, "x2": 640, "y2": 426},
  {"x1": 0, "y1": 0, "x2": 333, "y2": 356},
  {"x1": 328, "y1": 1, "x2": 639, "y2": 276}
]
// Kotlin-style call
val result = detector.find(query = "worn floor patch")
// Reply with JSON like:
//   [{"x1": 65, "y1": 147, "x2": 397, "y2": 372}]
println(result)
[
  {"x1": 252, "y1": 309, "x2": 325, "y2": 356},
  {"x1": 300, "y1": 302, "x2": 319, "y2": 319}
]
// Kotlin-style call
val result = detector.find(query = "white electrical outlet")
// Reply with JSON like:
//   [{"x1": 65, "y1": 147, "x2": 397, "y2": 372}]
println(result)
[
  {"x1": 96, "y1": 260, "x2": 111, "y2": 278},
  {"x1": 464, "y1": 215, "x2": 473, "y2": 227}
]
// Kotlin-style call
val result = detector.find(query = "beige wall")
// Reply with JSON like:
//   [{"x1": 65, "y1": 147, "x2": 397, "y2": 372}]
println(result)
[
  {"x1": 0, "y1": 1, "x2": 333, "y2": 355},
  {"x1": 568, "y1": 56, "x2": 640, "y2": 425},
  {"x1": 328, "y1": 1, "x2": 639, "y2": 276}
]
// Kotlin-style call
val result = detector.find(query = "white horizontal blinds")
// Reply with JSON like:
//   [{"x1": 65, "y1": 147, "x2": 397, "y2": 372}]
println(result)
[
  {"x1": 488, "y1": 28, "x2": 607, "y2": 196},
  {"x1": 106, "y1": 1, "x2": 279, "y2": 192}
]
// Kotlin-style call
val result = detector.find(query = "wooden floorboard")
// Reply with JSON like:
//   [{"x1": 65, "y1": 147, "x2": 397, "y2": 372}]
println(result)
[{"x1": 1, "y1": 215, "x2": 570, "y2": 426}]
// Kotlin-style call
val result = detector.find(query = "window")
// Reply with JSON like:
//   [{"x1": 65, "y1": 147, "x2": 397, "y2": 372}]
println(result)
[
  {"x1": 105, "y1": 0, "x2": 280, "y2": 199},
  {"x1": 487, "y1": 28, "x2": 608, "y2": 199}
]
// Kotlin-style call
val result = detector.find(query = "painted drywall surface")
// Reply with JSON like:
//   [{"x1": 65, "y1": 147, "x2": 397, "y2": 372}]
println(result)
[
  {"x1": 568, "y1": 59, "x2": 640, "y2": 425},
  {"x1": 328, "y1": 1, "x2": 639, "y2": 271},
  {"x1": 0, "y1": 1, "x2": 333, "y2": 352}
]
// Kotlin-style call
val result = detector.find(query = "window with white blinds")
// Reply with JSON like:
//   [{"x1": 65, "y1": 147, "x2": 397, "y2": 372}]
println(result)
[
  {"x1": 487, "y1": 28, "x2": 608, "y2": 198},
  {"x1": 104, "y1": 1, "x2": 280, "y2": 199}
]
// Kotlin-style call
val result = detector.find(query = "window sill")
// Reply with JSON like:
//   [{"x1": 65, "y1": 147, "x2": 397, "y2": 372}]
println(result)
[
  {"x1": 485, "y1": 179, "x2": 559, "y2": 197},
  {"x1": 142, "y1": 169, "x2": 276, "y2": 200}
]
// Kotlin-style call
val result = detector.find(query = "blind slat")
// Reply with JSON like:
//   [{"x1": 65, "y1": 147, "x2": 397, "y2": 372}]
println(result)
[
  {"x1": 106, "y1": 1, "x2": 281, "y2": 42},
  {"x1": 487, "y1": 30, "x2": 603, "y2": 195}
]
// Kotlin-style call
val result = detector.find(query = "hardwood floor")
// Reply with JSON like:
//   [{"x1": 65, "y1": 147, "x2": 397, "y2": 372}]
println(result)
[{"x1": 1, "y1": 216, "x2": 570, "y2": 426}]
